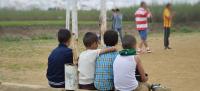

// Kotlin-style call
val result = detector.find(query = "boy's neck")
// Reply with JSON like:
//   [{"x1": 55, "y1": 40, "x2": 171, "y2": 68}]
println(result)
[
  {"x1": 105, "y1": 45, "x2": 114, "y2": 47},
  {"x1": 60, "y1": 42, "x2": 68, "y2": 47}
]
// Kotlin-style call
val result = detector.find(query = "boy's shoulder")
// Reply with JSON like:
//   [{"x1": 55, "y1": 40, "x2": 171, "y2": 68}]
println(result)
[
  {"x1": 99, "y1": 51, "x2": 118, "y2": 57},
  {"x1": 53, "y1": 46, "x2": 72, "y2": 53},
  {"x1": 80, "y1": 49, "x2": 99, "y2": 55}
]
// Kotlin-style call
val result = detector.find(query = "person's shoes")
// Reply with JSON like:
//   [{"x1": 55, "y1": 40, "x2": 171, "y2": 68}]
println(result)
[
  {"x1": 137, "y1": 48, "x2": 141, "y2": 53},
  {"x1": 165, "y1": 47, "x2": 172, "y2": 50},
  {"x1": 151, "y1": 84, "x2": 171, "y2": 91},
  {"x1": 146, "y1": 47, "x2": 152, "y2": 53},
  {"x1": 147, "y1": 49, "x2": 152, "y2": 53},
  {"x1": 167, "y1": 47, "x2": 172, "y2": 49}
]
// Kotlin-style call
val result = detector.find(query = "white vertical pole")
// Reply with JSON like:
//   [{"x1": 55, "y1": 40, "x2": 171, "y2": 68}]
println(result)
[
  {"x1": 113, "y1": 0, "x2": 116, "y2": 8},
  {"x1": 100, "y1": 0, "x2": 107, "y2": 45},
  {"x1": 65, "y1": 0, "x2": 78, "y2": 90},
  {"x1": 66, "y1": 0, "x2": 70, "y2": 29},
  {"x1": 72, "y1": 0, "x2": 79, "y2": 64}
]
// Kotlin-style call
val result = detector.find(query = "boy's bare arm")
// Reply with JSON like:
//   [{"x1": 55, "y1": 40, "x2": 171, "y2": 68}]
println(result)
[
  {"x1": 135, "y1": 55, "x2": 148, "y2": 82},
  {"x1": 99, "y1": 47, "x2": 117, "y2": 54}
]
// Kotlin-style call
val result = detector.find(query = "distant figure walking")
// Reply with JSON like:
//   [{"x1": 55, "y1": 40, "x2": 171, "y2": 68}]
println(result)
[
  {"x1": 135, "y1": 1, "x2": 152, "y2": 53},
  {"x1": 163, "y1": 3, "x2": 173, "y2": 49},
  {"x1": 112, "y1": 8, "x2": 123, "y2": 42}
]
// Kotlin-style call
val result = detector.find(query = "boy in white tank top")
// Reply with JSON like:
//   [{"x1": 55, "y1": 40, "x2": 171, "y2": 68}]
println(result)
[{"x1": 113, "y1": 35, "x2": 150, "y2": 91}]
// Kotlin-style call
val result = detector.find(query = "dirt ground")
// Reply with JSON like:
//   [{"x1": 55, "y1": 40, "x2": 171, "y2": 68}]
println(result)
[{"x1": 0, "y1": 30, "x2": 200, "y2": 91}]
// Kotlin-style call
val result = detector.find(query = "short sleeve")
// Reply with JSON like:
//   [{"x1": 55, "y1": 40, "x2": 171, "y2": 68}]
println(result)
[{"x1": 93, "y1": 49, "x2": 101, "y2": 57}]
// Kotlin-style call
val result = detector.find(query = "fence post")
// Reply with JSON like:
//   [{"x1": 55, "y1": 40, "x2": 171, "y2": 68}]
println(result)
[
  {"x1": 65, "y1": 0, "x2": 78, "y2": 90},
  {"x1": 100, "y1": 0, "x2": 107, "y2": 46},
  {"x1": 71, "y1": 0, "x2": 79, "y2": 64}
]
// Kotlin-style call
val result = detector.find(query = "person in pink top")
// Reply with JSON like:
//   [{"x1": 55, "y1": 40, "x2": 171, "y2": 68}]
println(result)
[{"x1": 135, "y1": 1, "x2": 152, "y2": 53}]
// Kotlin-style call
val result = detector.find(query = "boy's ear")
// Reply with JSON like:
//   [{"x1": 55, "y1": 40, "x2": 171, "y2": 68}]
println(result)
[
  {"x1": 97, "y1": 40, "x2": 100, "y2": 45},
  {"x1": 133, "y1": 44, "x2": 137, "y2": 48},
  {"x1": 67, "y1": 38, "x2": 71, "y2": 46}
]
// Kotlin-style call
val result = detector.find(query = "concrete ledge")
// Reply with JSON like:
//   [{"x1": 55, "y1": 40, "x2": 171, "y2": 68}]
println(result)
[
  {"x1": 0, "y1": 82, "x2": 96, "y2": 91},
  {"x1": 0, "y1": 82, "x2": 64, "y2": 91}
]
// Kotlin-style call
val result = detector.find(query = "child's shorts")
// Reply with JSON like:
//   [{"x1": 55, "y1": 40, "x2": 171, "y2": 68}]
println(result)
[
  {"x1": 138, "y1": 30, "x2": 148, "y2": 41},
  {"x1": 79, "y1": 83, "x2": 97, "y2": 90}
]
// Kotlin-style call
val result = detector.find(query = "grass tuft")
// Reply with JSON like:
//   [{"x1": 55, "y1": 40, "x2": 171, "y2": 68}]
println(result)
[
  {"x1": 180, "y1": 27, "x2": 193, "y2": 33},
  {"x1": 0, "y1": 34, "x2": 25, "y2": 42},
  {"x1": 31, "y1": 34, "x2": 55, "y2": 40}
]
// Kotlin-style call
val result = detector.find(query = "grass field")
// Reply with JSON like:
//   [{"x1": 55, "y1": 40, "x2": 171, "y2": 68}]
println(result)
[
  {"x1": 0, "y1": 20, "x2": 101, "y2": 27},
  {"x1": 0, "y1": 3, "x2": 200, "y2": 22},
  {"x1": 0, "y1": 29, "x2": 200, "y2": 91}
]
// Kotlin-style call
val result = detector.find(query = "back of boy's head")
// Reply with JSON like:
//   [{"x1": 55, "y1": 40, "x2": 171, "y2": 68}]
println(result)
[
  {"x1": 166, "y1": 3, "x2": 172, "y2": 8},
  {"x1": 112, "y1": 9, "x2": 116, "y2": 12},
  {"x1": 140, "y1": 1, "x2": 146, "y2": 7},
  {"x1": 58, "y1": 29, "x2": 71, "y2": 43},
  {"x1": 122, "y1": 35, "x2": 137, "y2": 49},
  {"x1": 104, "y1": 30, "x2": 118, "y2": 46},
  {"x1": 83, "y1": 32, "x2": 98, "y2": 48},
  {"x1": 116, "y1": 8, "x2": 120, "y2": 12}
]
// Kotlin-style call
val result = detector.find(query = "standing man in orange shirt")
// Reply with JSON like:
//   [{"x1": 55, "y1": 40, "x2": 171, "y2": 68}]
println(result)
[{"x1": 163, "y1": 3, "x2": 173, "y2": 49}]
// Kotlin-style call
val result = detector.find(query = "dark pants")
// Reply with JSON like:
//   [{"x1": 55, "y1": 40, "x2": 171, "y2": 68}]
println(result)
[
  {"x1": 79, "y1": 83, "x2": 97, "y2": 90},
  {"x1": 114, "y1": 28, "x2": 123, "y2": 42},
  {"x1": 164, "y1": 27, "x2": 171, "y2": 48}
]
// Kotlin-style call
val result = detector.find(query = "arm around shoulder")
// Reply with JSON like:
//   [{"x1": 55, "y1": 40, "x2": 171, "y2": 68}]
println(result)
[{"x1": 99, "y1": 47, "x2": 117, "y2": 54}]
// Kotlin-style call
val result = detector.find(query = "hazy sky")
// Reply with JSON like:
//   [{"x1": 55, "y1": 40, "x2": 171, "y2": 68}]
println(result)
[{"x1": 0, "y1": 0, "x2": 199, "y2": 10}]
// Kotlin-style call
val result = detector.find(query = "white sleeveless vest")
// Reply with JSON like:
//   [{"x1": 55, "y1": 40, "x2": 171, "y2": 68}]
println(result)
[{"x1": 113, "y1": 55, "x2": 138, "y2": 91}]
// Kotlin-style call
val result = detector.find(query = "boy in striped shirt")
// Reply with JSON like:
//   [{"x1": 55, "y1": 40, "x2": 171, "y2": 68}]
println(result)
[{"x1": 135, "y1": 1, "x2": 152, "y2": 53}]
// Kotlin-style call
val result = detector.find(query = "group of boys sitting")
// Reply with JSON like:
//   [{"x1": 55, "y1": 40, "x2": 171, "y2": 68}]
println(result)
[{"x1": 46, "y1": 29, "x2": 150, "y2": 91}]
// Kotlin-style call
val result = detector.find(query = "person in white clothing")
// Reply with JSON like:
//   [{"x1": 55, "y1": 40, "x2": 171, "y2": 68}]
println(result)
[
  {"x1": 113, "y1": 35, "x2": 150, "y2": 91},
  {"x1": 78, "y1": 32, "x2": 116, "y2": 90}
]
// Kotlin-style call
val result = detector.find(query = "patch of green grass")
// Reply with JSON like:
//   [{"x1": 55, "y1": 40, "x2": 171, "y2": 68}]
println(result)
[
  {"x1": 0, "y1": 20, "x2": 65, "y2": 27},
  {"x1": 0, "y1": 34, "x2": 26, "y2": 42},
  {"x1": 7, "y1": 64, "x2": 22, "y2": 71},
  {"x1": 0, "y1": 34, "x2": 56, "y2": 42},
  {"x1": 180, "y1": 27, "x2": 193, "y2": 33},
  {"x1": 1, "y1": 3, "x2": 200, "y2": 23},
  {"x1": 35, "y1": 63, "x2": 46, "y2": 69},
  {"x1": 0, "y1": 73, "x2": 5, "y2": 81},
  {"x1": 0, "y1": 20, "x2": 101, "y2": 27},
  {"x1": 31, "y1": 34, "x2": 55, "y2": 40},
  {"x1": 171, "y1": 28, "x2": 177, "y2": 33}
]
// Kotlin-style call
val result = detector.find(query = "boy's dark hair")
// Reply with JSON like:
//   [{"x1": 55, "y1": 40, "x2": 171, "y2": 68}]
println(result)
[
  {"x1": 140, "y1": 1, "x2": 146, "y2": 7},
  {"x1": 116, "y1": 8, "x2": 120, "y2": 12},
  {"x1": 112, "y1": 9, "x2": 116, "y2": 12},
  {"x1": 104, "y1": 30, "x2": 118, "y2": 46},
  {"x1": 122, "y1": 35, "x2": 137, "y2": 49},
  {"x1": 166, "y1": 3, "x2": 171, "y2": 8},
  {"x1": 83, "y1": 32, "x2": 98, "y2": 47},
  {"x1": 58, "y1": 29, "x2": 71, "y2": 43}
]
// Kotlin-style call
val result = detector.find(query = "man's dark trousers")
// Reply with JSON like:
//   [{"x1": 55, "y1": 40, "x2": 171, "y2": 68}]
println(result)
[{"x1": 164, "y1": 27, "x2": 171, "y2": 48}]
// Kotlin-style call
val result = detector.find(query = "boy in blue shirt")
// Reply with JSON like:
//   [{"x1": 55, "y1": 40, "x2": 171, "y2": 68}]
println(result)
[
  {"x1": 94, "y1": 30, "x2": 119, "y2": 90},
  {"x1": 46, "y1": 29, "x2": 73, "y2": 88}
]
